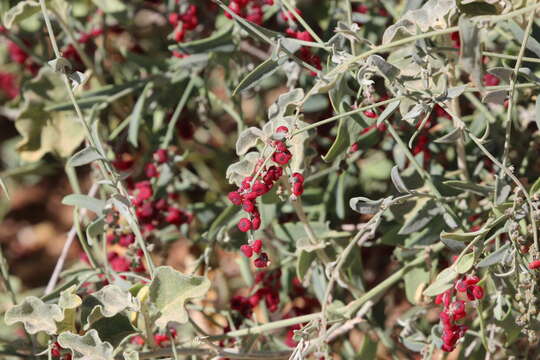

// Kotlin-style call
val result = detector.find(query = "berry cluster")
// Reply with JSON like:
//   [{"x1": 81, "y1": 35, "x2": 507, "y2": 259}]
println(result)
[
  {"x1": 435, "y1": 275, "x2": 484, "y2": 352},
  {"x1": 168, "y1": 4, "x2": 198, "y2": 43},
  {"x1": 51, "y1": 342, "x2": 71, "y2": 360},
  {"x1": 225, "y1": 0, "x2": 273, "y2": 25},
  {"x1": 231, "y1": 269, "x2": 281, "y2": 319},
  {"x1": 97, "y1": 149, "x2": 192, "y2": 275},
  {"x1": 285, "y1": 29, "x2": 322, "y2": 77},
  {"x1": 228, "y1": 126, "x2": 304, "y2": 235},
  {"x1": 62, "y1": 28, "x2": 103, "y2": 70},
  {"x1": 131, "y1": 328, "x2": 177, "y2": 347},
  {"x1": 240, "y1": 239, "x2": 269, "y2": 268}
]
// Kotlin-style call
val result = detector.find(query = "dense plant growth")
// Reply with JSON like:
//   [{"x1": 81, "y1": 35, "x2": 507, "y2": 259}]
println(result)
[{"x1": 0, "y1": 0, "x2": 540, "y2": 359}]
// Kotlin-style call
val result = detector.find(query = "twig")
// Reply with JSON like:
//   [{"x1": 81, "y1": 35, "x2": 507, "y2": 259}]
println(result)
[
  {"x1": 44, "y1": 184, "x2": 99, "y2": 295},
  {"x1": 501, "y1": 12, "x2": 535, "y2": 170}
]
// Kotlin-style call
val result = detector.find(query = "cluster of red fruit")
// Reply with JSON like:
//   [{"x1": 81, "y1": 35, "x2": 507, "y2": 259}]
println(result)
[
  {"x1": 228, "y1": 126, "x2": 304, "y2": 235},
  {"x1": 285, "y1": 28, "x2": 322, "y2": 76},
  {"x1": 231, "y1": 269, "x2": 281, "y2": 319},
  {"x1": 131, "y1": 328, "x2": 177, "y2": 347},
  {"x1": 225, "y1": 0, "x2": 274, "y2": 25},
  {"x1": 168, "y1": 4, "x2": 198, "y2": 43},
  {"x1": 435, "y1": 275, "x2": 484, "y2": 352},
  {"x1": 240, "y1": 239, "x2": 269, "y2": 268},
  {"x1": 51, "y1": 342, "x2": 71, "y2": 360},
  {"x1": 5, "y1": 38, "x2": 38, "y2": 74},
  {"x1": 62, "y1": 28, "x2": 103, "y2": 70},
  {"x1": 128, "y1": 149, "x2": 193, "y2": 233}
]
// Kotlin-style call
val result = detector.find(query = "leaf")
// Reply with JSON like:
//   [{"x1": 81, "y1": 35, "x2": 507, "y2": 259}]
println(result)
[
  {"x1": 62, "y1": 194, "x2": 106, "y2": 215},
  {"x1": 90, "y1": 314, "x2": 138, "y2": 348},
  {"x1": 443, "y1": 180, "x2": 493, "y2": 196},
  {"x1": 457, "y1": 0, "x2": 498, "y2": 16},
  {"x1": 482, "y1": 90, "x2": 506, "y2": 104},
  {"x1": 59, "y1": 285, "x2": 82, "y2": 309},
  {"x1": 86, "y1": 216, "x2": 106, "y2": 246},
  {"x1": 434, "y1": 128, "x2": 463, "y2": 144},
  {"x1": 505, "y1": 20, "x2": 540, "y2": 58},
  {"x1": 68, "y1": 147, "x2": 103, "y2": 167},
  {"x1": 440, "y1": 236, "x2": 466, "y2": 252},
  {"x1": 391, "y1": 166, "x2": 409, "y2": 193},
  {"x1": 15, "y1": 102, "x2": 85, "y2": 162},
  {"x1": 226, "y1": 151, "x2": 259, "y2": 186},
  {"x1": 349, "y1": 196, "x2": 387, "y2": 214},
  {"x1": 382, "y1": 0, "x2": 455, "y2": 44},
  {"x1": 477, "y1": 243, "x2": 510, "y2": 268},
  {"x1": 459, "y1": 15, "x2": 483, "y2": 91},
  {"x1": 236, "y1": 127, "x2": 264, "y2": 155},
  {"x1": 456, "y1": 252, "x2": 475, "y2": 274},
  {"x1": 440, "y1": 227, "x2": 489, "y2": 242},
  {"x1": 4, "y1": 296, "x2": 63, "y2": 335},
  {"x1": 149, "y1": 266, "x2": 211, "y2": 330},
  {"x1": 296, "y1": 250, "x2": 316, "y2": 281},
  {"x1": 85, "y1": 285, "x2": 139, "y2": 319},
  {"x1": 367, "y1": 55, "x2": 400, "y2": 81},
  {"x1": 267, "y1": 88, "x2": 305, "y2": 121},
  {"x1": 377, "y1": 99, "x2": 400, "y2": 126},
  {"x1": 404, "y1": 265, "x2": 429, "y2": 304},
  {"x1": 402, "y1": 103, "x2": 425, "y2": 123},
  {"x1": 3, "y1": 0, "x2": 40, "y2": 29},
  {"x1": 398, "y1": 200, "x2": 442, "y2": 235},
  {"x1": 358, "y1": 334, "x2": 378, "y2": 359},
  {"x1": 322, "y1": 117, "x2": 358, "y2": 162},
  {"x1": 531, "y1": 176, "x2": 540, "y2": 195},
  {"x1": 91, "y1": 0, "x2": 125, "y2": 13},
  {"x1": 128, "y1": 83, "x2": 152, "y2": 148},
  {"x1": 171, "y1": 23, "x2": 234, "y2": 54},
  {"x1": 58, "y1": 330, "x2": 114, "y2": 360},
  {"x1": 423, "y1": 267, "x2": 458, "y2": 296}
]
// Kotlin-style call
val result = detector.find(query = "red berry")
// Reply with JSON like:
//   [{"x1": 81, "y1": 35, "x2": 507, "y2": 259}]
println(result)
[
  {"x1": 252, "y1": 216, "x2": 261, "y2": 230},
  {"x1": 252, "y1": 181, "x2": 267, "y2": 196},
  {"x1": 465, "y1": 275, "x2": 480, "y2": 285},
  {"x1": 472, "y1": 285, "x2": 484, "y2": 300},
  {"x1": 242, "y1": 199, "x2": 255, "y2": 213},
  {"x1": 276, "y1": 126, "x2": 289, "y2": 133},
  {"x1": 145, "y1": 163, "x2": 159, "y2": 178},
  {"x1": 228, "y1": 191, "x2": 242, "y2": 205},
  {"x1": 238, "y1": 218, "x2": 252, "y2": 232},
  {"x1": 240, "y1": 244, "x2": 253, "y2": 258},
  {"x1": 154, "y1": 149, "x2": 168, "y2": 163},
  {"x1": 273, "y1": 151, "x2": 292, "y2": 165},
  {"x1": 291, "y1": 172, "x2": 304, "y2": 183},
  {"x1": 363, "y1": 110, "x2": 378, "y2": 118},
  {"x1": 252, "y1": 239, "x2": 263, "y2": 254},
  {"x1": 528, "y1": 260, "x2": 540, "y2": 269},
  {"x1": 292, "y1": 182, "x2": 304, "y2": 196},
  {"x1": 253, "y1": 252, "x2": 269, "y2": 268}
]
